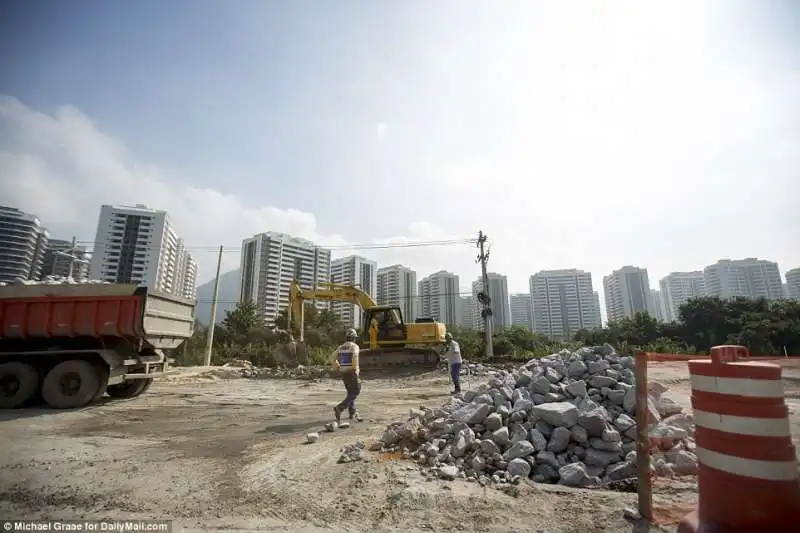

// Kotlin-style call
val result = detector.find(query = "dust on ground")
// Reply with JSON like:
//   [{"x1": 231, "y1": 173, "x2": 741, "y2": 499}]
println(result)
[{"x1": 1, "y1": 361, "x2": 798, "y2": 533}]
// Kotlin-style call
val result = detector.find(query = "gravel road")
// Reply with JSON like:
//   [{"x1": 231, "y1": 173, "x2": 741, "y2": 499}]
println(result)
[{"x1": 1, "y1": 361, "x2": 798, "y2": 533}]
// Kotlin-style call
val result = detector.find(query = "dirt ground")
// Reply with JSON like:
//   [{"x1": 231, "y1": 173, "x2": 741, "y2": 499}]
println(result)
[{"x1": 1, "y1": 361, "x2": 799, "y2": 533}]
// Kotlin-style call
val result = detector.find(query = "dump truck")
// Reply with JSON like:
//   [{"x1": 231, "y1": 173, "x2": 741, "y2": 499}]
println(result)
[
  {"x1": 288, "y1": 279, "x2": 446, "y2": 369},
  {"x1": 0, "y1": 283, "x2": 195, "y2": 409}
]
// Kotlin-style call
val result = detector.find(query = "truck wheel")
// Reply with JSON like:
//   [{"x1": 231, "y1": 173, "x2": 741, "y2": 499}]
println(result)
[
  {"x1": 106, "y1": 378, "x2": 152, "y2": 399},
  {"x1": 0, "y1": 362, "x2": 40, "y2": 408},
  {"x1": 41, "y1": 360, "x2": 100, "y2": 409}
]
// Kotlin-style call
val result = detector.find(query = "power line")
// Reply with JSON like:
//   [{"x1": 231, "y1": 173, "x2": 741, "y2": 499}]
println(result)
[
  {"x1": 194, "y1": 290, "x2": 480, "y2": 304},
  {"x1": 72, "y1": 238, "x2": 476, "y2": 254}
]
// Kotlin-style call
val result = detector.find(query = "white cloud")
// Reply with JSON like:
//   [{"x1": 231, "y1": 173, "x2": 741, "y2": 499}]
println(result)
[
  {"x1": 0, "y1": 96, "x2": 476, "y2": 287},
  {"x1": 1, "y1": 0, "x2": 798, "y2": 309}
]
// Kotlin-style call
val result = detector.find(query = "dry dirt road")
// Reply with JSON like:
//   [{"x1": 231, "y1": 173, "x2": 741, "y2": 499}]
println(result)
[{"x1": 1, "y1": 362, "x2": 799, "y2": 533}]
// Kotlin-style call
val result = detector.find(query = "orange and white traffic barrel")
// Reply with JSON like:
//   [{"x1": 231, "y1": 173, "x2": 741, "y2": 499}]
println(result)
[{"x1": 678, "y1": 345, "x2": 800, "y2": 533}]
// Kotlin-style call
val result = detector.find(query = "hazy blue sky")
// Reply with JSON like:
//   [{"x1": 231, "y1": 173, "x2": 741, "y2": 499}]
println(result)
[{"x1": 1, "y1": 0, "x2": 798, "y2": 302}]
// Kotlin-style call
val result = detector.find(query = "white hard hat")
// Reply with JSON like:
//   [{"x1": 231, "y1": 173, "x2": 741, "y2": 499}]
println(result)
[{"x1": 345, "y1": 328, "x2": 358, "y2": 340}]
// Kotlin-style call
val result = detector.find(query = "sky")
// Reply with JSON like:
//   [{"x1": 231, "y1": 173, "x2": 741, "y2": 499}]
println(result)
[{"x1": 1, "y1": 0, "x2": 798, "y2": 310}]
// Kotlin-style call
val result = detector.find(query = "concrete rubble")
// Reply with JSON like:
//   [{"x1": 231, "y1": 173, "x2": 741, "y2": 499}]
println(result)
[
  {"x1": 337, "y1": 441, "x2": 366, "y2": 464},
  {"x1": 377, "y1": 344, "x2": 698, "y2": 489}
]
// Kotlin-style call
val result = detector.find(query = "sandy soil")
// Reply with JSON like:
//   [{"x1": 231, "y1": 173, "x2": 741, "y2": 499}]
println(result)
[{"x1": 1, "y1": 361, "x2": 799, "y2": 533}]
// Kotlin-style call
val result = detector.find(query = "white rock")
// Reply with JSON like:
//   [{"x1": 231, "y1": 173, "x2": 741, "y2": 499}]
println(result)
[
  {"x1": 507, "y1": 457, "x2": 532, "y2": 478},
  {"x1": 531, "y1": 402, "x2": 579, "y2": 428},
  {"x1": 306, "y1": 432, "x2": 320, "y2": 444},
  {"x1": 452, "y1": 402, "x2": 492, "y2": 425},
  {"x1": 558, "y1": 462, "x2": 593, "y2": 487},
  {"x1": 437, "y1": 465, "x2": 459, "y2": 480},
  {"x1": 484, "y1": 412, "x2": 503, "y2": 431},
  {"x1": 503, "y1": 440, "x2": 536, "y2": 461}
]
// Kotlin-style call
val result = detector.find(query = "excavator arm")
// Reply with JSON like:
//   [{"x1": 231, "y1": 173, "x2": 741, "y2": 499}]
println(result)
[{"x1": 288, "y1": 279, "x2": 377, "y2": 341}]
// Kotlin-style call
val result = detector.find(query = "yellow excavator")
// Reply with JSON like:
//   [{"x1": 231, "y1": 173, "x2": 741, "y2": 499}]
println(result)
[{"x1": 288, "y1": 279, "x2": 447, "y2": 369}]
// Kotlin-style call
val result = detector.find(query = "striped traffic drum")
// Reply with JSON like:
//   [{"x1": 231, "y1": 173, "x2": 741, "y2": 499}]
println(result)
[{"x1": 678, "y1": 345, "x2": 800, "y2": 533}]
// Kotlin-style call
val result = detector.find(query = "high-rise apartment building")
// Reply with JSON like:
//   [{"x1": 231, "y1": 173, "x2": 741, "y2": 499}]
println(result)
[
  {"x1": 239, "y1": 232, "x2": 331, "y2": 325},
  {"x1": 649, "y1": 289, "x2": 668, "y2": 322},
  {"x1": 787, "y1": 268, "x2": 800, "y2": 300},
  {"x1": 41, "y1": 239, "x2": 90, "y2": 280},
  {"x1": 603, "y1": 266, "x2": 652, "y2": 321},
  {"x1": 376, "y1": 264, "x2": 417, "y2": 323},
  {"x1": 418, "y1": 270, "x2": 460, "y2": 325},
  {"x1": 703, "y1": 258, "x2": 783, "y2": 301},
  {"x1": 173, "y1": 239, "x2": 198, "y2": 300},
  {"x1": 530, "y1": 269, "x2": 599, "y2": 340},
  {"x1": 0, "y1": 206, "x2": 49, "y2": 283},
  {"x1": 330, "y1": 255, "x2": 377, "y2": 329},
  {"x1": 471, "y1": 273, "x2": 511, "y2": 329},
  {"x1": 592, "y1": 291, "x2": 603, "y2": 327},
  {"x1": 459, "y1": 296, "x2": 478, "y2": 329},
  {"x1": 510, "y1": 293, "x2": 534, "y2": 331},
  {"x1": 659, "y1": 271, "x2": 706, "y2": 322},
  {"x1": 89, "y1": 205, "x2": 195, "y2": 298}
]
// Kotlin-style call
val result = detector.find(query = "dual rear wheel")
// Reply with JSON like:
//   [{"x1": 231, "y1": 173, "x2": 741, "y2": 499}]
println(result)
[{"x1": 0, "y1": 360, "x2": 153, "y2": 409}]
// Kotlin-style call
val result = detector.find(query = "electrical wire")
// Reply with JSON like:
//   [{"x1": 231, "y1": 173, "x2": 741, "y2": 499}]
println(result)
[
  {"x1": 194, "y1": 290, "x2": 480, "y2": 304},
  {"x1": 73, "y1": 238, "x2": 477, "y2": 254}
]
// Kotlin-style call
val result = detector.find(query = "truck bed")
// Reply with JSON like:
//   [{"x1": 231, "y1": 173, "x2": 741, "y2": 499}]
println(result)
[{"x1": 0, "y1": 284, "x2": 195, "y2": 349}]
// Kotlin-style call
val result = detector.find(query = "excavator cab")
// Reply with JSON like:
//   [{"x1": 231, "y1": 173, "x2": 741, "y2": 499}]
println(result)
[{"x1": 363, "y1": 306, "x2": 408, "y2": 344}]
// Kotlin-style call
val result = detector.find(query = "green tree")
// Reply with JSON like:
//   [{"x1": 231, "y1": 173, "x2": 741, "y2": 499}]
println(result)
[{"x1": 222, "y1": 300, "x2": 260, "y2": 337}]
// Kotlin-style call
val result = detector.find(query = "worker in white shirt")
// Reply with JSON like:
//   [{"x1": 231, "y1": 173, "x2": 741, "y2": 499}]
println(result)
[
  {"x1": 443, "y1": 332, "x2": 462, "y2": 394},
  {"x1": 332, "y1": 328, "x2": 363, "y2": 422}
]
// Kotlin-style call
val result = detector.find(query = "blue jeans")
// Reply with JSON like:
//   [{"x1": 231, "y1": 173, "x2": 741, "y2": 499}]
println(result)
[
  {"x1": 450, "y1": 362, "x2": 461, "y2": 391},
  {"x1": 338, "y1": 372, "x2": 361, "y2": 416}
]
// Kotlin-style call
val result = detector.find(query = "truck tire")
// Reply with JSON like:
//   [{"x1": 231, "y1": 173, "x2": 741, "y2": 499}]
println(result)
[
  {"x1": 0, "y1": 362, "x2": 40, "y2": 409},
  {"x1": 41, "y1": 360, "x2": 100, "y2": 409},
  {"x1": 106, "y1": 378, "x2": 152, "y2": 399}
]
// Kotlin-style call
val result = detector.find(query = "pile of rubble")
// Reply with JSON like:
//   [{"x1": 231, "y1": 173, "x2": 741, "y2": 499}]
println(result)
[
  {"x1": 231, "y1": 363, "x2": 331, "y2": 380},
  {"x1": 378, "y1": 345, "x2": 697, "y2": 489},
  {"x1": 0, "y1": 276, "x2": 111, "y2": 287}
]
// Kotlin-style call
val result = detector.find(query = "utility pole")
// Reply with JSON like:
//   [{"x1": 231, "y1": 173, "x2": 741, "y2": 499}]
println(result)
[
  {"x1": 53, "y1": 236, "x2": 89, "y2": 280},
  {"x1": 204, "y1": 245, "x2": 224, "y2": 366},
  {"x1": 477, "y1": 231, "x2": 494, "y2": 359}
]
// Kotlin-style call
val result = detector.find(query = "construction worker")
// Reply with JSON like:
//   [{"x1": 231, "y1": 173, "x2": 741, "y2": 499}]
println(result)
[
  {"x1": 368, "y1": 316, "x2": 379, "y2": 351},
  {"x1": 332, "y1": 328, "x2": 363, "y2": 423},
  {"x1": 444, "y1": 332, "x2": 462, "y2": 394}
]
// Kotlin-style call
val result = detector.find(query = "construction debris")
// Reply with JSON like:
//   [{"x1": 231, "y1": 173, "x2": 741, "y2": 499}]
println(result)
[
  {"x1": 306, "y1": 432, "x2": 320, "y2": 444},
  {"x1": 337, "y1": 441, "x2": 366, "y2": 464},
  {"x1": 377, "y1": 345, "x2": 698, "y2": 489}
]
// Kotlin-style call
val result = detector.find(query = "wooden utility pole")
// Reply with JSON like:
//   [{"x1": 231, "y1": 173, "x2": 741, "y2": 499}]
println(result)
[
  {"x1": 203, "y1": 245, "x2": 224, "y2": 366},
  {"x1": 477, "y1": 231, "x2": 494, "y2": 359}
]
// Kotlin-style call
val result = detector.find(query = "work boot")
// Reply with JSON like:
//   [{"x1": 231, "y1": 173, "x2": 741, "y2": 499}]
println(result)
[{"x1": 334, "y1": 405, "x2": 344, "y2": 423}]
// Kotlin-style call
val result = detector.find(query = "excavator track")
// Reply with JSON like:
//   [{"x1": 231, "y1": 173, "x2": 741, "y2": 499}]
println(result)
[{"x1": 358, "y1": 347, "x2": 441, "y2": 370}]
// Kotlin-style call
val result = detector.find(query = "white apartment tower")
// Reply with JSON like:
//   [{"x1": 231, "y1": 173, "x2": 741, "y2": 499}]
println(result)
[
  {"x1": 659, "y1": 271, "x2": 706, "y2": 322},
  {"x1": 173, "y1": 239, "x2": 198, "y2": 300},
  {"x1": 418, "y1": 270, "x2": 460, "y2": 325},
  {"x1": 41, "y1": 239, "x2": 90, "y2": 280},
  {"x1": 603, "y1": 266, "x2": 652, "y2": 321},
  {"x1": 376, "y1": 264, "x2": 417, "y2": 323},
  {"x1": 649, "y1": 289, "x2": 668, "y2": 322},
  {"x1": 703, "y1": 258, "x2": 784, "y2": 301},
  {"x1": 239, "y1": 232, "x2": 331, "y2": 326},
  {"x1": 510, "y1": 293, "x2": 534, "y2": 331},
  {"x1": 330, "y1": 255, "x2": 377, "y2": 329},
  {"x1": 592, "y1": 291, "x2": 603, "y2": 327},
  {"x1": 0, "y1": 206, "x2": 49, "y2": 283},
  {"x1": 786, "y1": 268, "x2": 800, "y2": 300},
  {"x1": 472, "y1": 273, "x2": 511, "y2": 329},
  {"x1": 89, "y1": 205, "x2": 195, "y2": 297},
  {"x1": 459, "y1": 296, "x2": 478, "y2": 329},
  {"x1": 530, "y1": 269, "x2": 600, "y2": 340}
]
